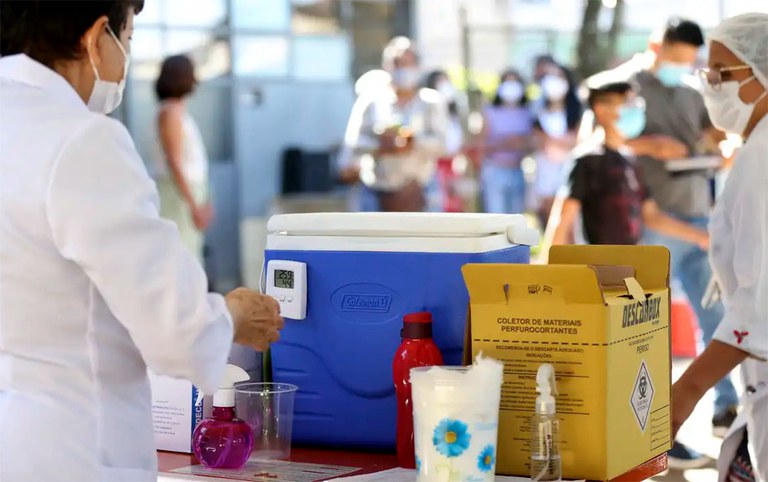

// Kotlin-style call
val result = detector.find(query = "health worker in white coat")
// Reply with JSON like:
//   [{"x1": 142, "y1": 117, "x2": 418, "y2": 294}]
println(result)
[
  {"x1": 671, "y1": 13, "x2": 768, "y2": 482},
  {"x1": 0, "y1": 2, "x2": 283, "y2": 481}
]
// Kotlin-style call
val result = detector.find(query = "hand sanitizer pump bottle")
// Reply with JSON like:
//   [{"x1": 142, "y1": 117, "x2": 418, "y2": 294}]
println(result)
[
  {"x1": 530, "y1": 364, "x2": 562, "y2": 481},
  {"x1": 192, "y1": 365, "x2": 254, "y2": 469}
]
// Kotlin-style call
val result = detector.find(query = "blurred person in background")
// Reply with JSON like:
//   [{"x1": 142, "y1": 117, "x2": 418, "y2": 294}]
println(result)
[
  {"x1": 337, "y1": 68, "x2": 390, "y2": 212},
  {"x1": 533, "y1": 54, "x2": 558, "y2": 84},
  {"x1": 551, "y1": 76, "x2": 708, "y2": 250},
  {"x1": 625, "y1": 19, "x2": 738, "y2": 466},
  {"x1": 425, "y1": 70, "x2": 465, "y2": 212},
  {"x1": 533, "y1": 65, "x2": 582, "y2": 227},
  {"x1": 0, "y1": 2, "x2": 282, "y2": 480},
  {"x1": 154, "y1": 55, "x2": 211, "y2": 263},
  {"x1": 341, "y1": 37, "x2": 447, "y2": 212},
  {"x1": 672, "y1": 13, "x2": 768, "y2": 481},
  {"x1": 528, "y1": 54, "x2": 559, "y2": 115},
  {"x1": 479, "y1": 69, "x2": 535, "y2": 214}
]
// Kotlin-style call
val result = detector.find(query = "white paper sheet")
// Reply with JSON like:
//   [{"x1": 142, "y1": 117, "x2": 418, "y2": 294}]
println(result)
[
  {"x1": 168, "y1": 459, "x2": 359, "y2": 482},
  {"x1": 324, "y1": 467, "x2": 585, "y2": 482}
]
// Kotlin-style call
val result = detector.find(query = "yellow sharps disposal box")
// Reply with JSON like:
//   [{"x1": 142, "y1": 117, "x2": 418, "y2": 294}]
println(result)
[{"x1": 462, "y1": 245, "x2": 672, "y2": 481}]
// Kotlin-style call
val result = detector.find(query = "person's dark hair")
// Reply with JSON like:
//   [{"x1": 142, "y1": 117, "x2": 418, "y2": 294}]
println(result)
[
  {"x1": 424, "y1": 70, "x2": 445, "y2": 90},
  {"x1": 0, "y1": 1, "x2": 144, "y2": 67},
  {"x1": 424, "y1": 69, "x2": 462, "y2": 117},
  {"x1": 534, "y1": 54, "x2": 556, "y2": 70},
  {"x1": 492, "y1": 69, "x2": 529, "y2": 107},
  {"x1": 587, "y1": 82, "x2": 632, "y2": 109},
  {"x1": 662, "y1": 17, "x2": 705, "y2": 47},
  {"x1": 155, "y1": 55, "x2": 197, "y2": 101},
  {"x1": 542, "y1": 65, "x2": 583, "y2": 130}
]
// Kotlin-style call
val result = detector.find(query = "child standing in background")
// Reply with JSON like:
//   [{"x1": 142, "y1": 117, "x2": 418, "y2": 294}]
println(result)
[{"x1": 551, "y1": 77, "x2": 708, "y2": 249}]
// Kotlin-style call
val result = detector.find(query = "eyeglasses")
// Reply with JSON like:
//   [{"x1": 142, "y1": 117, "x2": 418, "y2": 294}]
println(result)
[{"x1": 697, "y1": 65, "x2": 752, "y2": 90}]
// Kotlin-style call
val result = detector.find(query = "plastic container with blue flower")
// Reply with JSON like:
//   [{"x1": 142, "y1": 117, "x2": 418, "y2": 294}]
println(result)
[{"x1": 410, "y1": 354, "x2": 504, "y2": 482}]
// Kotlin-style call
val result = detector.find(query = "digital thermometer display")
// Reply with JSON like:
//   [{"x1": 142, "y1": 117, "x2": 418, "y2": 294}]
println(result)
[{"x1": 274, "y1": 270, "x2": 294, "y2": 289}]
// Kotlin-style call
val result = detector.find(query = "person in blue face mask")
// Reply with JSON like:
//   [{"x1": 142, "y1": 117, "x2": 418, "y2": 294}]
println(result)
[
  {"x1": 622, "y1": 18, "x2": 738, "y2": 469},
  {"x1": 550, "y1": 76, "x2": 708, "y2": 251}
]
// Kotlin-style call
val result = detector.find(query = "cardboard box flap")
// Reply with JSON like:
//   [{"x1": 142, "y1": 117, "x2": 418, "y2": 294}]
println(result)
[
  {"x1": 463, "y1": 264, "x2": 606, "y2": 305},
  {"x1": 548, "y1": 245, "x2": 670, "y2": 290},
  {"x1": 592, "y1": 265, "x2": 635, "y2": 289}
]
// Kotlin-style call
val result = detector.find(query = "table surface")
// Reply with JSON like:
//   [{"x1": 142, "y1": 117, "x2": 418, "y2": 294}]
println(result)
[
  {"x1": 158, "y1": 450, "x2": 667, "y2": 481},
  {"x1": 158, "y1": 449, "x2": 397, "y2": 479}
]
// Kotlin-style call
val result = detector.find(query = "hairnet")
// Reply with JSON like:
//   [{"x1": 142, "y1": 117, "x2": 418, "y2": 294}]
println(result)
[{"x1": 708, "y1": 13, "x2": 768, "y2": 89}]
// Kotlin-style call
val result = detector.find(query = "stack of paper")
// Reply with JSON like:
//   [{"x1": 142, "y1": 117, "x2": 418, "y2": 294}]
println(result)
[{"x1": 325, "y1": 468, "x2": 586, "y2": 482}]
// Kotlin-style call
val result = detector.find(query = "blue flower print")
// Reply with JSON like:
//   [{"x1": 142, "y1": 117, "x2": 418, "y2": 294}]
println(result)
[
  {"x1": 432, "y1": 418, "x2": 471, "y2": 458},
  {"x1": 478, "y1": 445, "x2": 495, "y2": 472},
  {"x1": 415, "y1": 455, "x2": 421, "y2": 472}
]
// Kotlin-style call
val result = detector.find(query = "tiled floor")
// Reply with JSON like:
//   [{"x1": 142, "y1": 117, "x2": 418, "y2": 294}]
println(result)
[{"x1": 649, "y1": 359, "x2": 742, "y2": 482}]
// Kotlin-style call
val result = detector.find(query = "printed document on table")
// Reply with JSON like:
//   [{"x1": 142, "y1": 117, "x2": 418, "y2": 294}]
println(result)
[
  {"x1": 325, "y1": 467, "x2": 587, "y2": 482},
  {"x1": 168, "y1": 459, "x2": 359, "y2": 482}
]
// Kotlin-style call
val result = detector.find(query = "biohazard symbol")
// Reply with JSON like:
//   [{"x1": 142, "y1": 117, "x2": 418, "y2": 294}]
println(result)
[
  {"x1": 638, "y1": 375, "x2": 648, "y2": 399},
  {"x1": 630, "y1": 361, "x2": 654, "y2": 432}
]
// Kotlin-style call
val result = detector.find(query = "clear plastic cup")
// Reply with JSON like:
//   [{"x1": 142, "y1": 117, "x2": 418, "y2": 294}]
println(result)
[
  {"x1": 235, "y1": 382, "x2": 298, "y2": 460},
  {"x1": 411, "y1": 360, "x2": 503, "y2": 482}
]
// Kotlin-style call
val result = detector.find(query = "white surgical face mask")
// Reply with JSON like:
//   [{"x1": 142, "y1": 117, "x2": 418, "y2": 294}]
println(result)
[
  {"x1": 498, "y1": 80, "x2": 524, "y2": 104},
  {"x1": 87, "y1": 24, "x2": 129, "y2": 114},
  {"x1": 702, "y1": 75, "x2": 767, "y2": 136},
  {"x1": 540, "y1": 75, "x2": 569, "y2": 101},
  {"x1": 391, "y1": 67, "x2": 421, "y2": 90},
  {"x1": 436, "y1": 80, "x2": 456, "y2": 101}
]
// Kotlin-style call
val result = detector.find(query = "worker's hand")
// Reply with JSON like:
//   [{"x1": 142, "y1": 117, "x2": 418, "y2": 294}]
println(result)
[
  {"x1": 192, "y1": 203, "x2": 214, "y2": 231},
  {"x1": 378, "y1": 128, "x2": 399, "y2": 154},
  {"x1": 671, "y1": 379, "x2": 705, "y2": 438},
  {"x1": 379, "y1": 128, "x2": 413, "y2": 155},
  {"x1": 653, "y1": 136, "x2": 690, "y2": 161},
  {"x1": 225, "y1": 288, "x2": 284, "y2": 352},
  {"x1": 696, "y1": 232, "x2": 710, "y2": 251},
  {"x1": 339, "y1": 166, "x2": 361, "y2": 185}
]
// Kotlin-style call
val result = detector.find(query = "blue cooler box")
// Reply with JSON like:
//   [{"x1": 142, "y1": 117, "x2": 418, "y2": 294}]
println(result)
[{"x1": 263, "y1": 213, "x2": 537, "y2": 448}]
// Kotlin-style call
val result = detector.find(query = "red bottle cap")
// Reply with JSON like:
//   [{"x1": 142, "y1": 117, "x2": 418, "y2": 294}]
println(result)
[
  {"x1": 402, "y1": 312, "x2": 433, "y2": 339},
  {"x1": 403, "y1": 312, "x2": 432, "y2": 324}
]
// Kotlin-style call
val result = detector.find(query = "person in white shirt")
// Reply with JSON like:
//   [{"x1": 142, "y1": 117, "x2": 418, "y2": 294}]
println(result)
[
  {"x1": 0, "y1": 2, "x2": 282, "y2": 481},
  {"x1": 671, "y1": 13, "x2": 768, "y2": 482},
  {"x1": 341, "y1": 36, "x2": 448, "y2": 212},
  {"x1": 155, "y1": 55, "x2": 211, "y2": 262}
]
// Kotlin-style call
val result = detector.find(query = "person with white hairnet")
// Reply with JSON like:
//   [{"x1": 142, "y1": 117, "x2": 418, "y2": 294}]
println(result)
[
  {"x1": 340, "y1": 36, "x2": 448, "y2": 212},
  {"x1": 671, "y1": 12, "x2": 768, "y2": 482}
]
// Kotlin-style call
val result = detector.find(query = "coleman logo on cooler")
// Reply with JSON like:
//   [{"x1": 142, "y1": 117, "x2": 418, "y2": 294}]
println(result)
[
  {"x1": 622, "y1": 298, "x2": 661, "y2": 328},
  {"x1": 341, "y1": 294, "x2": 392, "y2": 312}
]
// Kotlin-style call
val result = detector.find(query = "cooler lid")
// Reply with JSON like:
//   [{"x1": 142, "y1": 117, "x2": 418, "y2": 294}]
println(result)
[{"x1": 267, "y1": 213, "x2": 539, "y2": 246}]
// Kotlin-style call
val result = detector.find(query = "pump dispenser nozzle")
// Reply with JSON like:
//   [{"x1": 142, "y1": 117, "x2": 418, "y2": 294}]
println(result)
[
  {"x1": 194, "y1": 364, "x2": 250, "y2": 408},
  {"x1": 535, "y1": 363, "x2": 558, "y2": 416},
  {"x1": 214, "y1": 365, "x2": 250, "y2": 407}
]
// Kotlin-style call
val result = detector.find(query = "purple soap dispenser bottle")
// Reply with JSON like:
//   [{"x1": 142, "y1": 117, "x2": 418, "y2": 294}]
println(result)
[{"x1": 192, "y1": 365, "x2": 254, "y2": 469}]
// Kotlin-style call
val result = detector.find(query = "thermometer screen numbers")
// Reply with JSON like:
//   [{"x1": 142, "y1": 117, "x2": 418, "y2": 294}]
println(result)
[{"x1": 274, "y1": 269, "x2": 294, "y2": 289}]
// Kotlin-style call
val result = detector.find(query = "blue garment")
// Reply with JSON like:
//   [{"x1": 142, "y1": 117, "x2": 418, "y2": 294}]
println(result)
[
  {"x1": 349, "y1": 185, "x2": 381, "y2": 212},
  {"x1": 643, "y1": 216, "x2": 739, "y2": 412},
  {"x1": 482, "y1": 164, "x2": 526, "y2": 214}
]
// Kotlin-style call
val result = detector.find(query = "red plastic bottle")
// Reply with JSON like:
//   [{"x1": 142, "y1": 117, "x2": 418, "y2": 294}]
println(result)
[{"x1": 393, "y1": 311, "x2": 444, "y2": 469}]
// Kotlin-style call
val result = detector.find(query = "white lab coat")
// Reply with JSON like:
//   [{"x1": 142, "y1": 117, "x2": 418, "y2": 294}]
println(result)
[
  {"x1": 709, "y1": 115, "x2": 768, "y2": 481},
  {"x1": 0, "y1": 55, "x2": 233, "y2": 481}
]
